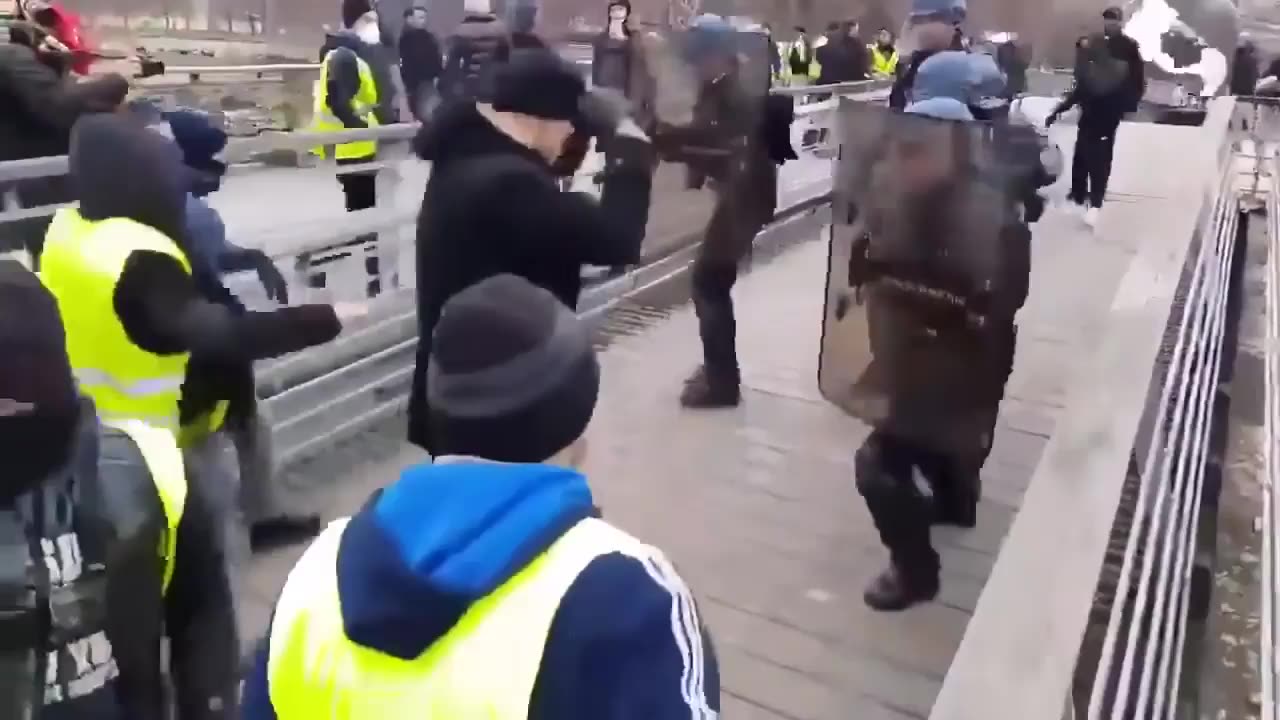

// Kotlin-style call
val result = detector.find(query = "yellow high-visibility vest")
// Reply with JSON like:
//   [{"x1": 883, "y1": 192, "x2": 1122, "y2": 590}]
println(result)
[
  {"x1": 105, "y1": 418, "x2": 188, "y2": 592},
  {"x1": 266, "y1": 516, "x2": 681, "y2": 718},
  {"x1": 869, "y1": 45, "x2": 899, "y2": 78},
  {"x1": 312, "y1": 48, "x2": 380, "y2": 161},
  {"x1": 39, "y1": 208, "x2": 191, "y2": 434}
]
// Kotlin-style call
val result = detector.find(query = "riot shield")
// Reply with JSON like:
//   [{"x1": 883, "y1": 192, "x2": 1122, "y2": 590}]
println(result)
[{"x1": 819, "y1": 101, "x2": 1033, "y2": 456}]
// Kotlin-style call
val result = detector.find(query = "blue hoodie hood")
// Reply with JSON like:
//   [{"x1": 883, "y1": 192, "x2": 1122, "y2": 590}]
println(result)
[{"x1": 335, "y1": 461, "x2": 595, "y2": 659}]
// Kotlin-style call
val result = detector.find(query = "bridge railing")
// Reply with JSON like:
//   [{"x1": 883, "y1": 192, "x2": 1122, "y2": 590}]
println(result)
[
  {"x1": 932, "y1": 96, "x2": 1242, "y2": 720},
  {"x1": 0, "y1": 79, "x2": 889, "y2": 468}
]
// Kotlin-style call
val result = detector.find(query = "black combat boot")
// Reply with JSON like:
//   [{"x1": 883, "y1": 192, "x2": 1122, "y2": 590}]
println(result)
[
  {"x1": 863, "y1": 563, "x2": 941, "y2": 612},
  {"x1": 679, "y1": 366, "x2": 741, "y2": 409},
  {"x1": 856, "y1": 439, "x2": 941, "y2": 612}
]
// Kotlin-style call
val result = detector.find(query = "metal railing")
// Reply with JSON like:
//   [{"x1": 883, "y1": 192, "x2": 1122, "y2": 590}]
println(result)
[
  {"x1": 0, "y1": 79, "x2": 889, "y2": 469},
  {"x1": 1263, "y1": 109, "x2": 1280, "y2": 720},
  {"x1": 932, "y1": 96, "x2": 1241, "y2": 720}
]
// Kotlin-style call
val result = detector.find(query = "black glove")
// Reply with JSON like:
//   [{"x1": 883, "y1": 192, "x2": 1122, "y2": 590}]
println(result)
[
  {"x1": 248, "y1": 251, "x2": 289, "y2": 304},
  {"x1": 1044, "y1": 110, "x2": 1059, "y2": 127}
]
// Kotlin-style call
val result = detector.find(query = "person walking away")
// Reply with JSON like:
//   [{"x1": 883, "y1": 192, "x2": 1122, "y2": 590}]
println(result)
[
  {"x1": 850, "y1": 54, "x2": 1033, "y2": 611},
  {"x1": 37, "y1": 114, "x2": 352, "y2": 670},
  {"x1": 888, "y1": 0, "x2": 971, "y2": 109},
  {"x1": 439, "y1": 0, "x2": 510, "y2": 103},
  {"x1": 406, "y1": 49, "x2": 653, "y2": 451},
  {"x1": 784, "y1": 26, "x2": 815, "y2": 85},
  {"x1": 313, "y1": 0, "x2": 399, "y2": 299},
  {"x1": 0, "y1": 0, "x2": 129, "y2": 267},
  {"x1": 243, "y1": 273, "x2": 720, "y2": 719},
  {"x1": 869, "y1": 27, "x2": 899, "y2": 79},
  {"x1": 1046, "y1": 6, "x2": 1143, "y2": 229},
  {"x1": 160, "y1": 110, "x2": 327, "y2": 555},
  {"x1": 656, "y1": 16, "x2": 795, "y2": 408},
  {"x1": 508, "y1": 0, "x2": 544, "y2": 50},
  {"x1": 399, "y1": 6, "x2": 442, "y2": 121},
  {"x1": 0, "y1": 261, "x2": 239, "y2": 719}
]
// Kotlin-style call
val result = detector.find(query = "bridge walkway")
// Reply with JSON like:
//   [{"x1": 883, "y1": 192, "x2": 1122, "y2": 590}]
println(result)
[{"x1": 237, "y1": 116, "x2": 1185, "y2": 718}]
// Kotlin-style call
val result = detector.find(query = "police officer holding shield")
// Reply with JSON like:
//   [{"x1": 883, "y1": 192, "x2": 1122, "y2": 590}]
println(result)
[
  {"x1": 833, "y1": 12, "x2": 1036, "y2": 610},
  {"x1": 656, "y1": 16, "x2": 795, "y2": 408}
]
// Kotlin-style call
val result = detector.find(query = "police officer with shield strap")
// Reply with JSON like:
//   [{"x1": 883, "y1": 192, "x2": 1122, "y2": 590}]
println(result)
[{"x1": 833, "y1": 23, "x2": 1039, "y2": 610}]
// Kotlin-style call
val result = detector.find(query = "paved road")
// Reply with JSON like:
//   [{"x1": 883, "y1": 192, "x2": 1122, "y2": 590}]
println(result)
[{"x1": 234, "y1": 118, "x2": 1209, "y2": 716}]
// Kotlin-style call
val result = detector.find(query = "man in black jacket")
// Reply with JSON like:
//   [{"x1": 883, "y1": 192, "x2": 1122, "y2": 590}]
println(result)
[
  {"x1": 0, "y1": 0, "x2": 129, "y2": 264},
  {"x1": 407, "y1": 50, "x2": 653, "y2": 452},
  {"x1": 399, "y1": 5, "x2": 442, "y2": 121},
  {"x1": 439, "y1": 0, "x2": 510, "y2": 103},
  {"x1": 0, "y1": 260, "x2": 238, "y2": 720},
  {"x1": 1046, "y1": 7, "x2": 1144, "y2": 229}
]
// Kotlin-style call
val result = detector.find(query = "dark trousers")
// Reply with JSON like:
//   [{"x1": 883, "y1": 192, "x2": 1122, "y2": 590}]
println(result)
[
  {"x1": 692, "y1": 258, "x2": 740, "y2": 385},
  {"x1": 1069, "y1": 115, "x2": 1122, "y2": 208},
  {"x1": 307, "y1": 170, "x2": 381, "y2": 298}
]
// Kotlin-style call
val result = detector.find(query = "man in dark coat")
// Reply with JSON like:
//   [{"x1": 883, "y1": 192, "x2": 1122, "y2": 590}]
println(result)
[
  {"x1": 1230, "y1": 37, "x2": 1259, "y2": 96},
  {"x1": 0, "y1": 0, "x2": 129, "y2": 265},
  {"x1": 407, "y1": 50, "x2": 654, "y2": 451},
  {"x1": 439, "y1": 0, "x2": 510, "y2": 103},
  {"x1": 399, "y1": 5, "x2": 443, "y2": 121}
]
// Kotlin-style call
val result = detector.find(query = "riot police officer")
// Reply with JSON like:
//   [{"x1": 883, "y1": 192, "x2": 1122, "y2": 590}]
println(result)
[
  {"x1": 845, "y1": 51, "x2": 1035, "y2": 611},
  {"x1": 658, "y1": 16, "x2": 794, "y2": 408}
]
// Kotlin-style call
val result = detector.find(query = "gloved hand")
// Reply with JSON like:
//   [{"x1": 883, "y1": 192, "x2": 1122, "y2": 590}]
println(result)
[
  {"x1": 1044, "y1": 110, "x2": 1059, "y2": 128},
  {"x1": 248, "y1": 250, "x2": 289, "y2": 304}
]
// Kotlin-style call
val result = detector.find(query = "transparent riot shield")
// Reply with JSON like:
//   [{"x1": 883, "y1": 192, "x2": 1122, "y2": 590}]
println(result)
[{"x1": 819, "y1": 101, "x2": 1034, "y2": 456}]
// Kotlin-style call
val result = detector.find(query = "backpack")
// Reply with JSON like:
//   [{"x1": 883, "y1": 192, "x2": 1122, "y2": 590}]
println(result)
[{"x1": 1080, "y1": 34, "x2": 1128, "y2": 96}]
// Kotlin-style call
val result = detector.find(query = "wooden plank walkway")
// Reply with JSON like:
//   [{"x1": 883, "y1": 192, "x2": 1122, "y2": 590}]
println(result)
[{"x1": 240, "y1": 120, "x2": 1183, "y2": 718}]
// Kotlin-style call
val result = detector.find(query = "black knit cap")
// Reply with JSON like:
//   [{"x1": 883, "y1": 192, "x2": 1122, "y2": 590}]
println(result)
[
  {"x1": 427, "y1": 274, "x2": 599, "y2": 464},
  {"x1": 0, "y1": 261, "x2": 76, "y2": 418},
  {"x1": 1102, "y1": 6, "x2": 1123, "y2": 20},
  {"x1": 343, "y1": 0, "x2": 374, "y2": 28},
  {"x1": 492, "y1": 48, "x2": 586, "y2": 122}
]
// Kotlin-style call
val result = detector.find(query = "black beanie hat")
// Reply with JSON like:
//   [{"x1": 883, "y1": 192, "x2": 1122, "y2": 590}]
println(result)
[
  {"x1": 427, "y1": 274, "x2": 599, "y2": 464},
  {"x1": 343, "y1": 0, "x2": 374, "y2": 28},
  {"x1": 492, "y1": 49, "x2": 586, "y2": 121}
]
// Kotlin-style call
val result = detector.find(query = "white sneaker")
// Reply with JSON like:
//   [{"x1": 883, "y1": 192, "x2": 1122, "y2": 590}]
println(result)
[{"x1": 1084, "y1": 207, "x2": 1100, "y2": 229}]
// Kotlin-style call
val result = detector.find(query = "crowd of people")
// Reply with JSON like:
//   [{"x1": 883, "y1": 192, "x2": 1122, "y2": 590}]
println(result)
[{"x1": 0, "y1": 0, "x2": 1173, "y2": 716}]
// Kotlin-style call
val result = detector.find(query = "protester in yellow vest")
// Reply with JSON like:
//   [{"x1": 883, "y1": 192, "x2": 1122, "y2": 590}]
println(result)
[
  {"x1": 38, "y1": 114, "x2": 351, "y2": 675},
  {"x1": 869, "y1": 27, "x2": 900, "y2": 79},
  {"x1": 243, "y1": 274, "x2": 720, "y2": 720},
  {"x1": 0, "y1": 261, "x2": 240, "y2": 719}
]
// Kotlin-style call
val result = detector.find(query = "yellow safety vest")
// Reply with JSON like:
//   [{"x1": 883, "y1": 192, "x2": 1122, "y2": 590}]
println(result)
[
  {"x1": 105, "y1": 418, "x2": 188, "y2": 593},
  {"x1": 178, "y1": 401, "x2": 231, "y2": 449},
  {"x1": 312, "y1": 49, "x2": 380, "y2": 161},
  {"x1": 39, "y1": 209, "x2": 192, "y2": 434},
  {"x1": 267, "y1": 516, "x2": 672, "y2": 718},
  {"x1": 869, "y1": 45, "x2": 899, "y2": 78}
]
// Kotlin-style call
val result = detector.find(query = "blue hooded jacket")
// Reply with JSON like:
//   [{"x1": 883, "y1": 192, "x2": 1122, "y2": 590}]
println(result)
[{"x1": 241, "y1": 460, "x2": 720, "y2": 719}]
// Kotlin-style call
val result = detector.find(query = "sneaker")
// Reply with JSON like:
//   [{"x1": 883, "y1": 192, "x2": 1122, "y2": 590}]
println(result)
[{"x1": 1084, "y1": 207, "x2": 1100, "y2": 229}]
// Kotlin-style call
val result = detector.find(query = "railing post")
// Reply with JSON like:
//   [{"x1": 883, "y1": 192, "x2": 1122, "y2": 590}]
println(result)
[{"x1": 372, "y1": 144, "x2": 404, "y2": 295}]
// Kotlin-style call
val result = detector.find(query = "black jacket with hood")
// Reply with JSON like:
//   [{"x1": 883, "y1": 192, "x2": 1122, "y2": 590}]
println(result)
[
  {"x1": 406, "y1": 102, "x2": 650, "y2": 450},
  {"x1": 439, "y1": 13, "x2": 510, "y2": 102},
  {"x1": 65, "y1": 115, "x2": 343, "y2": 427}
]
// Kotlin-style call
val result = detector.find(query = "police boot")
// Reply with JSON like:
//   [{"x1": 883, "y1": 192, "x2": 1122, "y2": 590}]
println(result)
[
  {"x1": 856, "y1": 458, "x2": 940, "y2": 612},
  {"x1": 680, "y1": 366, "x2": 741, "y2": 409}
]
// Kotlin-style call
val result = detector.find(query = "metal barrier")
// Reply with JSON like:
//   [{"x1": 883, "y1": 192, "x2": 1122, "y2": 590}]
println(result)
[
  {"x1": 1263, "y1": 103, "x2": 1280, "y2": 720},
  {"x1": 931, "y1": 96, "x2": 1241, "y2": 720},
  {"x1": 0, "y1": 79, "x2": 889, "y2": 468}
]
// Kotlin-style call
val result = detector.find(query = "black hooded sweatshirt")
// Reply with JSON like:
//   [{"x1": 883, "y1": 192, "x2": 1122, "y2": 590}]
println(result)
[
  {"x1": 406, "y1": 102, "x2": 650, "y2": 450},
  {"x1": 66, "y1": 115, "x2": 342, "y2": 422}
]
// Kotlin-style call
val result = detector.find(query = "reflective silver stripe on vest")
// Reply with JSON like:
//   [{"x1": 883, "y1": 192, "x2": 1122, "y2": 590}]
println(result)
[
  {"x1": 98, "y1": 412, "x2": 178, "y2": 432},
  {"x1": 73, "y1": 369, "x2": 185, "y2": 398}
]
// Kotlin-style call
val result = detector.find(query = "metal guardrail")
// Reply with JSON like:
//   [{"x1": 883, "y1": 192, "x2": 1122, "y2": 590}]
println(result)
[
  {"x1": 1263, "y1": 110, "x2": 1280, "y2": 720},
  {"x1": 932, "y1": 96, "x2": 1240, "y2": 720},
  {"x1": 0, "y1": 79, "x2": 888, "y2": 468}
]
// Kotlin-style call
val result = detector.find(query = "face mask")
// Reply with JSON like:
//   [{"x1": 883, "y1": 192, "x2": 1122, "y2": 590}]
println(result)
[{"x1": 355, "y1": 12, "x2": 381, "y2": 44}]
